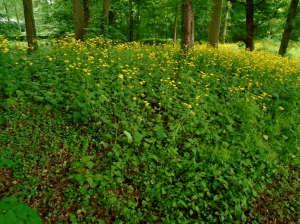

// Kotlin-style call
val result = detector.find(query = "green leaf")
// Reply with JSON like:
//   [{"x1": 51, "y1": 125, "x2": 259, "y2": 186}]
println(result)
[
  {"x1": 93, "y1": 174, "x2": 103, "y2": 181},
  {"x1": 72, "y1": 174, "x2": 85, "y2": 185},
  {"x1": 26, "y1": 214, "x2": 42, "y2": 224},
  {"x1": 2, "y1": 196, "x2": 18, "y2": 203},
  {"x1": 87, "y1": 177, "x2": 97, "y2": 188},
  {"x1": 6, "y1": 98, "x2": 17, "y2": 106},
  {"x1": 4, "y1": 210, "x2": 18, "y2": 223},
  {"x1": 86, "y1": 161, "x2": 94, "y2": 169},
  {"x1": 33, "y1": 96, "x2": 44, "y2": 102},
  {"x1": 123, "y1": 131, "x2": 133, "y2": 143},
  {"x1": 133, "y1": 132, "x2": 143, "y2": 143},
  {"x1": 45, "y1": 104, "x2": 52, "y2": 110},
  {"x1": 80, "y1": 186, "x2": 87, "y2": 194},
  {"x1": 102, "y1": 134, "x2": 112, "y2": 141}
]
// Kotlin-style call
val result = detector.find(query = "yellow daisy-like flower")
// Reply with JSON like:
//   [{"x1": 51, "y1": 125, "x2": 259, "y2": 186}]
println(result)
[
  {"x1": 87, "y1": 73, "x2": 91, "y2": 76},
  {"x1": 119, "y1": 74, "x2": 124, "y2": 79},
  {"x1": 133, "y1": 97, "x2": 137, "y2": 100},
  {"x1": 97, "y1": 83, "x2": 100, "y2": 86},
  {"x1": 279, "y1": 107, "x2": 284, "y2": 111},
  {"x1": 15, "y1": 63, "x2": 18, "y2": 65},
  {"x1": 49, "y1": 58, "x2": 53, "y2": 61}
]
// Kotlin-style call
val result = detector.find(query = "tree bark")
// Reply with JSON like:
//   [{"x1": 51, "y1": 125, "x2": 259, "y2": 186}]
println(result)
[
  {"x1": 129, "y1": 0, "x2": 134, "y2": 42},
  {"x1": 207, "y1": 0, "x2": 223, "y2": 48},
  {"x1": 245, "y1": 0, "x2": 254, "y2": 51},
  {"x1": 22, "y1": 0, "x2": 38, "y2": 54},
  {"x1": 267, "y1": 18, "x2": 273, "y2": 38},
  {"x1": 83, "y1": 0, "x2": 91, "y2": 34},
  {"x1": 278, "y1": 0, "x2": 299, "y2": 56},
  {"x1": 173, "y1": 4, "x2": 179, "y2": 45},
  {"x1": 181, "y1": 0, "x2": 194, "y2": 50},
  {"x1": 3, "y1": 1, "x2": 10, "y2": 22},
  {"x1": 101, "y1": 0, "x2": 110, "y2": 35},
  {"x1": 15, "y1": 6, "x2": 21, "y2": 33},
  {"x1": 72, "y1": 0, "x2": 84, "y2": 41},
  {"x1": 222, "y1": 0, "x2": 230, "y2": 44}
]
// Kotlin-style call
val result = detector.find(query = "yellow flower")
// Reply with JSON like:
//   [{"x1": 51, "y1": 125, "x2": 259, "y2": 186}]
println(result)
[
  {"x1": 188, "y1": 105, "x2": 192, "y2": 109},
  {"x1": 49, "y1": 58, "x2": 53, "y2": 61},
  {"x1": 119, "y1": 74, "x2": 124, "y2": 79},
  {"x1": 97, "y1": 83, "x2": 100, "y2": 86},
  {"x1": 66, "y1": 68, "x2": 69, "y2": 70},
  {"x1": 133, "y1": 97, "x2": 137, "y2": 100},
  {"x1": 158, "y1": 103, "x2": 161, "y2": 105},
  {"x1": 279, "y1": 107, "x2": 284, "y2": 111},
  {"x1": 23, "y1": 58, "x2": 27, "y2": 60},
  {"x1": 29, "y1": 62, "x2": 33, "y2": 66},
  {"x1": 169, "y1": 98, "x2": 172, "y2": 100},
  {"x1": 87, "y1": 73, "x2": 91, "y2": 76},
  {"x1": 15, "y1": 63, "x2": 18, "y2": 65}
]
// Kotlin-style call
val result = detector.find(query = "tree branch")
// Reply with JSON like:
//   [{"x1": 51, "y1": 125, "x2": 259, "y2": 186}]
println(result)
[
  {"x1": 254, "y1": 7, "x2": 279, "y2": 28},
  {"x1": 228, "y1": 0, "x2": 245, "y2": 6},
  {"x1": 254, "y1": 0, "x2": 266, "y2": 7}
]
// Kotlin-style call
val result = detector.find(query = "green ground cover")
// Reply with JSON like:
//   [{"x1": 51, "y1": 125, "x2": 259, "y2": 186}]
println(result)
[{"x1": 0, "y1": 36, "x2": 300, "y2": 223}]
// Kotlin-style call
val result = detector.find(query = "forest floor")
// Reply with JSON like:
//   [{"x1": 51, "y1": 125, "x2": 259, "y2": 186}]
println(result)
[{"x1": 1, "y1": 36, "x2": 300, "y2": 223}]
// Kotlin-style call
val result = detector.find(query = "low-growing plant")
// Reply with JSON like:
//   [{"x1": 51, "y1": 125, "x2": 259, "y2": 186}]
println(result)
[{"x1": 0, "y1": 196, "x2": 42, "y2": 224}]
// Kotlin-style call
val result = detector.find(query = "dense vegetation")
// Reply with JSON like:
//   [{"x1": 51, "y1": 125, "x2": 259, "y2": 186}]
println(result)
[
  {"x1": 1, "y1": 0, "x2": 300, "y2": 223},
  {"x1": 1, "y1": 35, "x2": 300, "y2": 223}
]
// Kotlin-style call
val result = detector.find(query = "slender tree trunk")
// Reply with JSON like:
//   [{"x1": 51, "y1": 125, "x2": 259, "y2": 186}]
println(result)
[
  {"x1": 278, "y1": 0, "x2": 299, "y2": 56},
  {"x1": 267, "y1": 18, "x2": 273, "y2": 38},
  {"x1": 222, "y1": 0, "x2": 230, "y2": 44},
  {"x1": 173, "y1": 4, "x2": 179, "y2": 45},
  {"x1": 129, "y1": 0, "x2": 134, "y2": 42},
  {"x1": 245, "y1": 0, "x2": 254, "y2": 51},
  {"x1": 83, "y1": 0, "x2": 91, "y2": 34},
  {"x1": 22, "y1": 0, "x2": 38, "y2": 53},
  {"x1": 72, "y1": 0, "x2": 84, "y2": 41},
  {"x1": 181, "y1": 0, "x2": 194, "y2": 50},
  {"x1": 15, "y1": 6, "x2": 21, "y2": 33},
  {"x1": 207, "y1": 0, "x2": 223, "y2": 48},
  {"x1": 101, "y1": 0, "x2": 110, "y2": 35},
  {"x1": 3, "y1": 1, "x2": 10, "y2": 22}
]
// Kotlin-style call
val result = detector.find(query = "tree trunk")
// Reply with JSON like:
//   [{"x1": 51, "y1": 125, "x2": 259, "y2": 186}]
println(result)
[
  {"x1": 278, "y1": 0, "x2": 299, "y2": 56},
  {"x1": 245, "y1": 0, "x2": 254, "y2": 51},
  {"x1": 83, "y1": 0, "x2": 91, "y2": 34},
  {"x1": 101, "y1": 0, "x2": 110, "y2": 35},
  {"x1": 207, "y1": 0, "x2": 223, "y2": 48},
  {"x1": 181, "y1": 0, "x2": 194, "y2": 50},
  {"x1": 267, "y1": 18, "x2": 273, "y2": 38},
  {"x1": 222, "y1": 0, "x2": 230, "y2": 44},
  {"x1": 129, "y1": 0, "x2": 134, "y2": 42},
  {"x1": 3, "y1": 1, "x2": 10, "y2": 22},
  {"x1": 22, "y1": 0, "x2": 38, "y2": 54},
  {"x1": 72, "y1": 0, "x2": 84, "y2": 41},
  {"x1": 173, "y1": 4, "x2": 179, "y2": 45},
  {"x1": 15, "y1": 6, "x2": 21, "y2": 33}
]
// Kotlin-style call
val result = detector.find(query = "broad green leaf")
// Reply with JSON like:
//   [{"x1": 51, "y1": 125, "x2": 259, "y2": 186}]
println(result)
[
  {"x1": 102, "y1": 134, "x2": 111, "y2": 141},
  {"x1": 93, "y1": 174, "x2": 103, "y2": 181},
  {"x1": 4, "y1": 210, "x2": 18, "y2": 223},
  {"x1": 80, "y1": 186, "x2": 87, "y2": 194},
  {"x1": 45, "y1": 104, "x2": 52, "y2": 110},
  {"x1": 86, "y1": 161, "x2": 94, "y2": 169}
]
